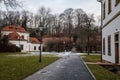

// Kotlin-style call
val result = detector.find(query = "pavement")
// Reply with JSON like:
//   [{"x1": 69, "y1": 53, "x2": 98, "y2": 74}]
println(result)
[{"x1": 24, "y1": 54, "x2": 95, "y2": 80}]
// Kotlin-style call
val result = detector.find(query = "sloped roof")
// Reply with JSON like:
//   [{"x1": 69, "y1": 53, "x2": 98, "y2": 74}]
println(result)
[
  {"x1": 29, "y1": 37, "x2": 40, "y2": 44},
  {"x1": 2, "y1": 25, "x2": 28, "y2": 33},
  {"x1": 8, "y1": 31, "x2": 20, "y2": 40},
  {"x1": 8, "y1": 32, "x2": 26, "y2": 41}
]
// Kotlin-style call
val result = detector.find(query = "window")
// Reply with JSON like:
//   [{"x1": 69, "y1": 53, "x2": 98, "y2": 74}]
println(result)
[
  {"x1": 103, "y1": 38, "x2": 105, "y2": 55},
  {"x1": 20, "y1": 45, "x2": 23, "y2": 50},
  {"x1": 108, "y1": 0, "x2": 112, "y2": 14},
  {"x1": 34, "y1": 46, "x2": 36, "y2": 50},
  {"x1": 108, "y1": 36, "x2": 111, "y2": 55},
  {"x1": 115, "y1": 33, "x2": 119, "y2": 42},
  {"x1": 115, "y1": 0, "x2": 120, "y2": 6},
  {"x1": 39, "y1": 46, "x2": 40, "y2": 50},
  {"x1": 103, "y1": 3, "x2": 106, "y2": 19}
]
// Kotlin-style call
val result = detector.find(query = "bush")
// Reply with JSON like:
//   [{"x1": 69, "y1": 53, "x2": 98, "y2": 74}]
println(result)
[
  {"x1": 7, "y1": 44, "x2": 16, "y2": 52},
  {"x1": 0, "y1": 35, "x2": 21, "y2": 53},
  {"x1": 16, "y1": 46, "x2": 21, "y2": 52},
  {"x1": 45, "y1": 41, "x2": 73, "y2": 52}
]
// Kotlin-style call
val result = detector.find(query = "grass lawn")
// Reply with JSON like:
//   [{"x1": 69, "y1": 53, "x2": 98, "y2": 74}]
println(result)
[
  {"x1": 82, "y1": 54, "x2": 101, "y2": 62},
  {"x1": 82, "y1": 54, "x2": 120, "y2": 80},
  {"x1": 0, "y1": 53, "x2": 59, "y2": 80}
]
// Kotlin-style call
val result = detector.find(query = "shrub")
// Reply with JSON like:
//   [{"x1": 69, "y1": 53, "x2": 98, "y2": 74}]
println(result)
[
  {"x1": 45, "y1": 41, "x2": 73, "y2": 52},
  {"x1": 0, "y1": 35, "x2": 21, "y2": 53}
]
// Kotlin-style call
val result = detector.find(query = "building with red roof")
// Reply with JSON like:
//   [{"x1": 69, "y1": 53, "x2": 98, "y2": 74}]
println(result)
[
  {"x1": 2, "y1": 25, "x2": 28, "y2": 33},
  {"x1": 1, "y1": 25, "x2": 40, "y2": 52}
]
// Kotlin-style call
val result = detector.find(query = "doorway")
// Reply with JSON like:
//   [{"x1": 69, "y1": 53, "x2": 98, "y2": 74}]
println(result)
[{"x1": 115, "y1": 33, "x2": 119, "y2": 64}]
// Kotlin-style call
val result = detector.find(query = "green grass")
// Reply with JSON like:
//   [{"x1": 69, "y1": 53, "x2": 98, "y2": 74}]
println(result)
[
  {"x1": 0, "y1": 53, "x2": 59, "y2": 80},
  {"x1": 82, "y1": 55, "x2": 120, "y2": 80},
  {"x1": 82, "y1": 55, "x2": 101, "y2": 62},
  {"x1": 88, "y1": 64, "x2": 120, "y2": 80}
]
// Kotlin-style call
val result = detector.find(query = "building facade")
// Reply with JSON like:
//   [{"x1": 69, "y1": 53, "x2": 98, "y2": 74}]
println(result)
[
  {"x1": 101, "y1": 0, "x2": 120, "y2": 64},
  {"x1": 1, "y1": 25, "x2": 40, "y2": 52}
]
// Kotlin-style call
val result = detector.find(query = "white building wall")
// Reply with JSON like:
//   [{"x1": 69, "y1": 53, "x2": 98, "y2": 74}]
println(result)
[
  {"x1": 102, "y1": 16, "x2": 120, "y2": 63},
  {"x1": 102, "y1": 0, "x2": 120, "y2": 63},
  {"x1": 29, "y1": 43, "x2": 41, "y2": 52},
  {"x1": 1, "y1": 31, "x2": 29, "y2": 41},
  {"x1": 9, "y1": 40, "x2": 29, "y2": 52},
  {"x1": 1, "y1": 31, "x2": 13, "y2": 36},
  {"x1": 103, "y1": 0, "x2": 120, "y2": 26},
  {"x1": 17, "y1": 32, "x2": 29, "y2": 41},
  {"x1": 1, "y1": 29, "x2": 41, "y2": 52}
]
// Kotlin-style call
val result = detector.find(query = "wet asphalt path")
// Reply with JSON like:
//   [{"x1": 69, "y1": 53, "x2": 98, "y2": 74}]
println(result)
[{"x1": 24, "y1": 55, "x2": 95, "y2": 80}]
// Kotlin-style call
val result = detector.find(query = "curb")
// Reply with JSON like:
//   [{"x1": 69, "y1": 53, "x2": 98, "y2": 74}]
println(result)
[{"x1": 80, "y1": 56, "x2": 96, "y2": 80}]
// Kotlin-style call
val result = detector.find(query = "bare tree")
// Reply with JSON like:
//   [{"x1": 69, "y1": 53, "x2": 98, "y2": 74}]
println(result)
[
  {"x1": 59, "y1": 8, "x2": 74, "y2": 37},
  {"x1": 37, "y1": 7, "x2": 51, "y2": 27},
  {"x1": 0, "y1": 0, "x2": 22, "y2": 28},
  {"x1": 0, "y1": 0, "x2": 21, "y2": 10},
  {"x1": 74, "y1": 8, "x2": 86, "y2": 28},
  {"x1": 84, "y1": 14, "x2": 95, "y2": 55},
  {"x1": 21, "y1": 10, "x2": 33, "y2": 30}
]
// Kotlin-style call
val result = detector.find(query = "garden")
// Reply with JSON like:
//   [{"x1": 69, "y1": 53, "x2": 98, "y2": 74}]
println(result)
[
  {"x1": 0, "y1": 53, "x2": 59, "y2": 80},
  {"x1": 82, "y1": 54, "x2": 120, "y2": 80}
]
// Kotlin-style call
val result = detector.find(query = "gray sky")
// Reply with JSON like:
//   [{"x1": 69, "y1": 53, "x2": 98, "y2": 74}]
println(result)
[
  {"x1": 22, "y1": 0, "x2": 101, "y2": 24},
  {"x1": 24, "y1": 0, "x2": 100, "y2": 14}
]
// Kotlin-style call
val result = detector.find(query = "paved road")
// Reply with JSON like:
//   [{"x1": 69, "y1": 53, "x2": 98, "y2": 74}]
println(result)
[{"x1": 24, "y1": 55, "x2": 95, "y2": 80}]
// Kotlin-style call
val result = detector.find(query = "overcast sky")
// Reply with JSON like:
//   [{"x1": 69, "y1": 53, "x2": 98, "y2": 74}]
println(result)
[
  {"x1": 22, "y1": 0, "x2": 101, "y2": 24},
  {"x1": 23, "y1": 0, "x2": 100, "y2": 14}
]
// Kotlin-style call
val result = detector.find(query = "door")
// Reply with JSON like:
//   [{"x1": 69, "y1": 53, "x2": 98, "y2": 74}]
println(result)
[
  {"x1": 115, "y1": 43, "x2": 119, "y2": 64},
  {"x1": 115, "y1": 33, "x2": 119, "y2": 64}
]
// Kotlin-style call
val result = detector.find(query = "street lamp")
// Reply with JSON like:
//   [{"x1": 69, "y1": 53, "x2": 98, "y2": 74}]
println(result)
[
  {"x1": 38, "y1": 24, "x2": 44, "y2": 63},
  {"x1": 97, "y1": 0, "x2": 103, "y2": 62}
]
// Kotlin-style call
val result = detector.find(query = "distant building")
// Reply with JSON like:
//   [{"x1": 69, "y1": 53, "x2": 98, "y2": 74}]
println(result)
[
  {"x1": 101, "y1": 0, "x2": 120, "y2": 64},
  {"x1": 1, "y1": 25, "x2": 40, "y2": 52}
]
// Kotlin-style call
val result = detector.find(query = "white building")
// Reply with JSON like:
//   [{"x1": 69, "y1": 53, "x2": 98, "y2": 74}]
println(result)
[
  {"x1": 101, "y1": 0, "x2": 120, "y2": 64},
  {"x1": 1, "y1": 25, "x2": 41, "y2": 52}
]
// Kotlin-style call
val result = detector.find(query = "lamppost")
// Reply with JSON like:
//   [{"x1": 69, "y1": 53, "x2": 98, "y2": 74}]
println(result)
[
  {"x1": 97, "y1": 0, "x2": 103, "y2": 62},
  {"x1": 38, "y1": 24, "x2": 44, "y2": 63}
]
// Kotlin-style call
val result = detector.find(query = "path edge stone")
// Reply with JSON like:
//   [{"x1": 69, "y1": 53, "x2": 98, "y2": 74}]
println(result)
[{"x1": 80, "y1": 56, "x2": 96, "y2": 80}]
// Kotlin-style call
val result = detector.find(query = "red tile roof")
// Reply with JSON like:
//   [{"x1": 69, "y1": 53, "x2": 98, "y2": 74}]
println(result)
[
  {"x1": 2, "y1": 25, "x2": 28, "y2": 33},
  {"x1": 8, "y1": 31, "x2": 20, "y2": 40},
  {"x1": 29, "y1": 37, "x2": 40, "y2": 44},
  {"x1": 8, "y1": 32, "x2": 26, "y2": 41}
]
